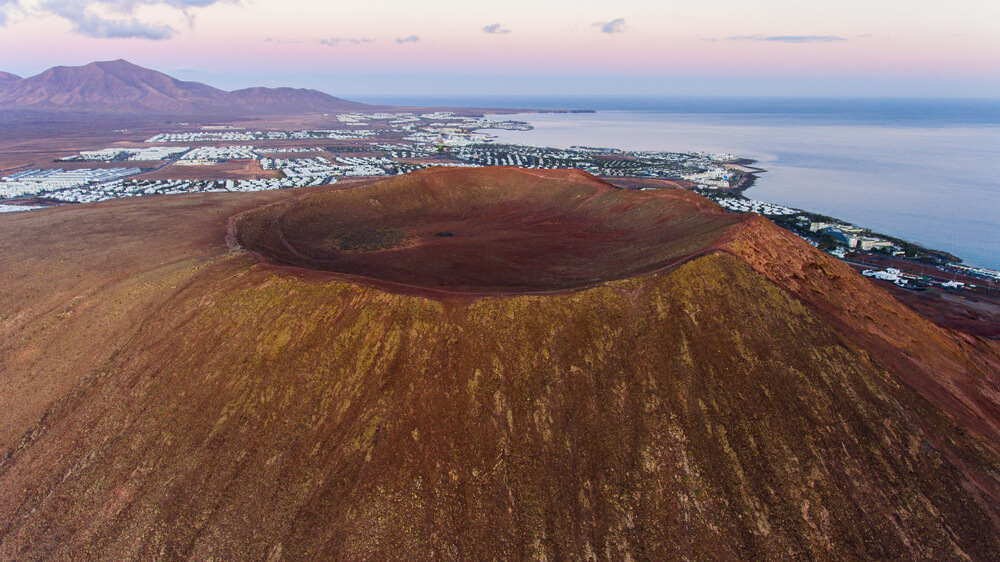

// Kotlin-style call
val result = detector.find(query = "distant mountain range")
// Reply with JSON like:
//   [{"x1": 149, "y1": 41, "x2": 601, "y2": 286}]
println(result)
[{"x1": 0, "y1": 60, "x2": 375, "y2": 115}]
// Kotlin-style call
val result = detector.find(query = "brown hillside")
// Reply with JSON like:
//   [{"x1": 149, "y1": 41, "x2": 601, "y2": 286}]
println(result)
[
  {"x1": 1, "y1": 168, "x2": 999, "y2": 560},
  {"x1": 721, "y1": 216, "x2": 1000, "y2": 451}
]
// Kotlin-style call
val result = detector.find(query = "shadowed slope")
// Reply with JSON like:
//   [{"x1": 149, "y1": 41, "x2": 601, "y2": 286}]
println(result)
[
  {"x1": 232, "y1": 167, "x2": 743, "y2": 294},
  {"x1": 1, "y1": 174, "x2": 1000, "y2": 560}
]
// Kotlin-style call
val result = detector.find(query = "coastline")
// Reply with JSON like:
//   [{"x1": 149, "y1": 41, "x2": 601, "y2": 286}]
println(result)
[
  {"x1": 1, "y1": 102, "x2": 994, "y2": 280},
  {"x1": 701, "y1": 159, "x2": 969, "y2": 271},
  {"x1": 480, "y1": 107, "x2": 1000, "y2": 271},
  {"x1": 722, "y1": 159, "x2": 765, "y2": 192}
]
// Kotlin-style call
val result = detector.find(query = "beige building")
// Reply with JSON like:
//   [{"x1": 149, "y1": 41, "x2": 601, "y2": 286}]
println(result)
[{"x1": 859, "y1": 239, "x2": 894, "y2": 251}]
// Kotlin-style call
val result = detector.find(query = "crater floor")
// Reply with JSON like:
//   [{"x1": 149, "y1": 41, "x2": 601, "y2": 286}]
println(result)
[{"x1": 231, "y1": 167, "x2": 745, "y2": 294}]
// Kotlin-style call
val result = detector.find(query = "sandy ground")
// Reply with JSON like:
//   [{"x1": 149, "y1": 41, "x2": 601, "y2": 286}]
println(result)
[{"x1": 138, "y1": 159, "x2": 279, "y2": 181}]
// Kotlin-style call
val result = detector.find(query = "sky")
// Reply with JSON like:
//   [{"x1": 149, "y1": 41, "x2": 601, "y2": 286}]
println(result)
[{"x1": 0, "y1": 0, "x2": 997, "y2": 99}]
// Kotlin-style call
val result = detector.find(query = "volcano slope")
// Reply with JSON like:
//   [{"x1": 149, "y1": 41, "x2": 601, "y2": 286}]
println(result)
[{"x1": 1, "y1": 167, "x2": 1000, "y2": 560}]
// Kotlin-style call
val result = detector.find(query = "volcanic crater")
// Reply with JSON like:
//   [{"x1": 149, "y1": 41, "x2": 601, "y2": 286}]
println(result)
[
  {"x1": 4, "y1": 166, "x2": 1000, "y2": 560},
  {"x1": 231, "y1": 167, "x2": 745, "y2": 294}
]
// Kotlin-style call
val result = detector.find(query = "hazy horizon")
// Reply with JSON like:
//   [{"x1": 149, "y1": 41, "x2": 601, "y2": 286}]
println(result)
[{"x1": 0, "y1": 0, "x2": 997, "y2": 99}]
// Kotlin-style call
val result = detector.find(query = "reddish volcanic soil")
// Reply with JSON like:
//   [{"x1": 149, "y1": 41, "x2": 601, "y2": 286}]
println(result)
[
  {"x1": 878, "y1": 283, "x2": 1000, "y2": 339},
  {"x1": 232, "y1": 167, "x2": 742, "y2": 294},
  {"x1": 2, "y1": 167, "x2": 1000, "y2": 560},
  {"x1": 606, "y1": 177, "x2": 696, "y2": 190}
]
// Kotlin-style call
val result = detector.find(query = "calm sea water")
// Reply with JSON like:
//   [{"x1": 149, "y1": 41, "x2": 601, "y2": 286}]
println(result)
[{"x1": 369, "y1": 96, "x2": 1000, "y2": 270}]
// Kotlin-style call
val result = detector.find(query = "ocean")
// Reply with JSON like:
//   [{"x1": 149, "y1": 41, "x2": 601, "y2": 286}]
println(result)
[{"x1": 365, "y1": 96, "x2": 1000, "y2": 269}]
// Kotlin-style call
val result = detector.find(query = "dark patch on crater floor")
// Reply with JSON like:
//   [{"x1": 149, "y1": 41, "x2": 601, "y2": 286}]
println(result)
[{"x1": 333, "y1": 227, "x2": 412, "y2": 253}]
